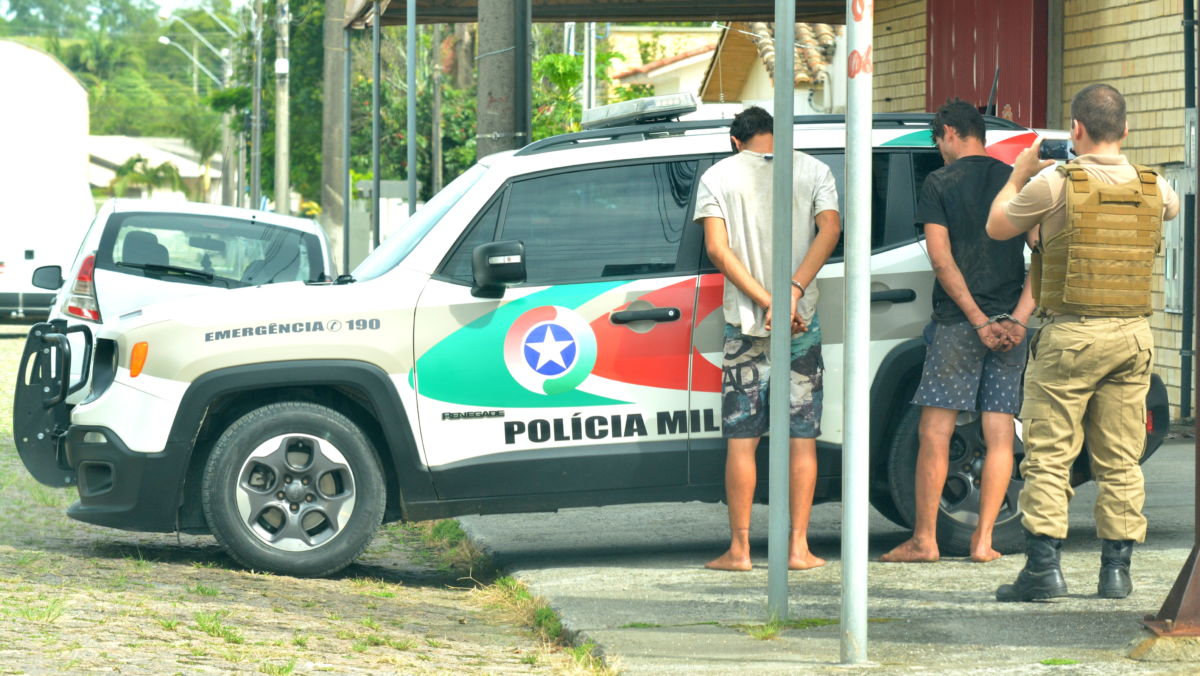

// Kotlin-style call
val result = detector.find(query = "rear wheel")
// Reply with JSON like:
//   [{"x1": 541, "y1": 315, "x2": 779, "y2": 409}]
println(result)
[
  {"x1": 202, "y1": 402, "x2": 385, "y2": 577},
  {"x1": 886, "y1": 405, "x2": 1025, "y2": 556}
]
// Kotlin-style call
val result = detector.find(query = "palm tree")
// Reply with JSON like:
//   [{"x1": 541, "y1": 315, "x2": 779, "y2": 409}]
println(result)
[
  {"x1": 176, "y1": 102, "x2": 223, "y2": 201},
  {"x1": 109, "y1": 155, "x2": 183, "y2": 198}
]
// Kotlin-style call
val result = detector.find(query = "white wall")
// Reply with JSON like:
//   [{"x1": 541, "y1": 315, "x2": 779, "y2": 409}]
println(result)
[{"x1": 0, "y1": 40, "x2": 95, "y2": 295}]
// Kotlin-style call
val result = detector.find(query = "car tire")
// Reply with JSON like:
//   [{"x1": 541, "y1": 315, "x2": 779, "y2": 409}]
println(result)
[
  {"x1": 886, "y1": 404, "x2": 1025, "y2": 556},
  {"x1": 201, "y1": 401, "x2": 386, "y2": 577}
]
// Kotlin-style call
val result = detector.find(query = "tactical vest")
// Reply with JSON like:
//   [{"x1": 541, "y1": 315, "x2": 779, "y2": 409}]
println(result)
[{"x1": 1030, "y1": 162, "x2": 1163, "y2": 317}]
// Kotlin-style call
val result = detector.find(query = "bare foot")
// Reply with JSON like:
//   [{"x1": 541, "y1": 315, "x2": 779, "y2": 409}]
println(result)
[
  {"x1": 969, "y1": 532, "x2": 1002, "y2": 562},
  {"x1": 788, "y1": 552, "x2": 826, "y2": 570},
  {"x1": 969, "y1": 548, "x2": 1002, "y2": 562},
  {"x1": 705, "y1": 550, "x2": 752, "y2": 571},
  {"x1": 879, "y1": 538, "x2": 939, "y2": 563}
]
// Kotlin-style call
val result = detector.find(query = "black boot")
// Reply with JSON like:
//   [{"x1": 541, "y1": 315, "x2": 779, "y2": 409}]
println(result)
[
  {"x1": 995, "y1": 530, "x2": 1069, "y2": 602},
  {"x1": 1097, "y1": 539, "x2": 1134, "y2": 599}
]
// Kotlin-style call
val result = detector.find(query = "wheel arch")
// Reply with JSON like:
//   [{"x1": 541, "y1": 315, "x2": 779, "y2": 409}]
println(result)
[
  {"x1": 170, "y1": 360, "x2": 434, "y2": 533},
  {"x1": 868, "y1": 338, "x2": 926, "y2": 483}
]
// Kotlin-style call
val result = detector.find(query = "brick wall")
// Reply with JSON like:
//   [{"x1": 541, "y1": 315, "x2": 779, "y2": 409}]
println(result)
[
  {"x1": 872, "y1": 0, "x2": 1191, "y2": 418},
  {"x1": 1061, "y1": 0, "x2": 1186, "y2": 166},
  {"x1": 874, "y1": 0, "x2": 927, "y2": 112},
  {"x1": 1062, "y1": 0, "x2": 1188, "y2": 419}
]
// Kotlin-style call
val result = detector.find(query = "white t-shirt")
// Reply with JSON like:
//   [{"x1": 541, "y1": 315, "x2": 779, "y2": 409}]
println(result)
[{"x1": 693, "y1": 149, "x2": 839, "y2": 337}]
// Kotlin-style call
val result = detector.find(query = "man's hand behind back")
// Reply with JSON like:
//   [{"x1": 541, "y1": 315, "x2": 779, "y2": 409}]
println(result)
[{"x1": 976, "y1": 322, "x2": 1013, "y2": 351}]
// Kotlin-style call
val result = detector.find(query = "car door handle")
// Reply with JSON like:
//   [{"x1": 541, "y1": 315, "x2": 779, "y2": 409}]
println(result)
[
  {"x1": 871, "y1": 288, "x2": 917, "y2": 304},
  {"x1": 610, "y1": 307, "x2": 682, "y2": 324}
]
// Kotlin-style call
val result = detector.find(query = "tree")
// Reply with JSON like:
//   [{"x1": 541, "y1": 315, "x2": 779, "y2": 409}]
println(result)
[
  {"x1": 109, "y1": 154, "x2": 183, "y2": 197},
  {"x1": 4, "y1": 0, "x2": 90, "y2": 36},
  {"x1": 177, "y1": 101, "x2": 223, "y2": 200}
]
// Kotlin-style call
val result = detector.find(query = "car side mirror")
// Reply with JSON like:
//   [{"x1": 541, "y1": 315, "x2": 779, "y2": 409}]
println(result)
[
  {"x1": 31, "y1": 265, "x2": 63, "y2": 290},
  {"x1": 471, "y1": 240, "x2": 526, "y2": 298}
]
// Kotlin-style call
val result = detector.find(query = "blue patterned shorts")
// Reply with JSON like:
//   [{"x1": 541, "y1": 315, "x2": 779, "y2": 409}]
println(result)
[
  {"x1": 721, "y1": 314, "x2": 823, "y2": 439},
  {"x1": 912, "y1": 319, "x2": 1027, "y2": 414}
]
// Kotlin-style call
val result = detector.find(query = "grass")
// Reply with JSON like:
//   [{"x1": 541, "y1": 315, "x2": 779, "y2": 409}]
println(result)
[
  {"x1": 1040, "y1": 658, "x2": 1080, "y2": 665},
  {"x1": 735, "y1": 617, "x2": 840, "y2": 640},
  {"x1": 15, "y1": 600, "x2": 65, "y2": 623},
  {"x1": 480, "y1": 575, "x2": 616, "y2": 675},
  {"x1": 399, "y1": 519, "x2": 492, "y2": 577},
  {"x1": 258, "y1": 658, "x2": 297, "y2": 675},
  {"x1": 157, "y1": 618, "x2": 180, "y2": 631},
  {"x1": 619, "y1": 622, "x2": 660, "y2": 629},
  {"x1": 188, "y1": 584, "x2": 220, "y2": 596},
  {"x1": 194, "y1": 610, "x2": 244, "y2": 644}
]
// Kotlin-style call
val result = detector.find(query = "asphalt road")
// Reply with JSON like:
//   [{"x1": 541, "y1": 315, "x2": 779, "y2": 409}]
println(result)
[{"x1": 460, "y1": 437, "x2": 1199, "y2": 674}]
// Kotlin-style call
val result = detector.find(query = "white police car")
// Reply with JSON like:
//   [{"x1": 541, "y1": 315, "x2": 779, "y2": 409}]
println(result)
[{"x1": 13, "y1": 95, "x2": 1169, "y2": 576}]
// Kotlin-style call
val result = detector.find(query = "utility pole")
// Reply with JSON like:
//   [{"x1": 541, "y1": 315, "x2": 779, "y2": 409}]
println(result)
[
  {"x1": 251, "y1": 0, "x2": 264, "y2": 209},
  {"x1": 477, "y1": 0, "x2": 531, "y2": 157},
  {"x1": 275, "y1": 1, "x2": 290, "y2": 215}
]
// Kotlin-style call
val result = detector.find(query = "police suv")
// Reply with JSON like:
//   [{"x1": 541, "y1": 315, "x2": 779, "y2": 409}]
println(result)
[{"x1": 13, "y1": 95, "x2": 1170, "y2": 577}]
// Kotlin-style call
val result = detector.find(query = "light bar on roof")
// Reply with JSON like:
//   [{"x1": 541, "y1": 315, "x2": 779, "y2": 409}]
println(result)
[{"x1": 580, "y1": 93, "x2": 699, "y2": 130}]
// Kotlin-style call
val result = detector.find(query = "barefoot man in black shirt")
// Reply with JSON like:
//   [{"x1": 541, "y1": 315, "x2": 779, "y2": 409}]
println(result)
[{"x1": 881, "y1": 100, "x2": 1037, "y2": 563}]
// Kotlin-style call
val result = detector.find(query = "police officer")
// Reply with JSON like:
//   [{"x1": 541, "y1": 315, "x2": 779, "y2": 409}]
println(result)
[{"x1": 986, "y1": 84, "x2": 1179, "y2": 602}]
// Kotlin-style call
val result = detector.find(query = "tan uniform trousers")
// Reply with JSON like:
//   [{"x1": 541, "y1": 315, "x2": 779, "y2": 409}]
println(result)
[{"x1": 1017, "y1": 315, "x2": 1153, "y2": 541}]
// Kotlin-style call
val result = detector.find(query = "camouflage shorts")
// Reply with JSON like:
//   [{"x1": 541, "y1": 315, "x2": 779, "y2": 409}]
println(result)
[{"x1": 721, "y1": 314, "x2": 824, "y2": 439}]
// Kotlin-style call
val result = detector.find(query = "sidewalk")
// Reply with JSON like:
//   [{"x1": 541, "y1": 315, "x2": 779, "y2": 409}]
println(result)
[{"x1": 459, "y1": 439, "x2": 1198, "y2": 674}]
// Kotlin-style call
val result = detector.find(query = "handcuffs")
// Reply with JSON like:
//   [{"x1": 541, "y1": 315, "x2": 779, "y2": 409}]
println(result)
[{"x1": 970, "y1": 313, "x2": 1028, "y2": 330}]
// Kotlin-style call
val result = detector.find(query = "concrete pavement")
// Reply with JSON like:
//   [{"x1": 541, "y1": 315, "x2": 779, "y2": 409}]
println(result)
[{"x1": 459, "y1": 437, "x2": 1198, "y2": 674}]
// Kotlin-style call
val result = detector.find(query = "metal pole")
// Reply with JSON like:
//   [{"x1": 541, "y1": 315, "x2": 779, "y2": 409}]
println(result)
[
  {"x1": 582, "y1": 22, "x2": 595, "y2": 109},
  {"x1": 406, "y1": 0, "x2": 417, "y2": 216},
  {"x1": 513, "y1": 0, "x2": 531, "y2": 147},
  {"x1": 166, "y1": 15, "x2": 225, "y2": 61},
  {"x1": 343, "y1": 27, "x2": 352, "y2": 274},
  {"x1": 221, "y1": 60, "x2": 235, "y2": 206},
  {"x1": 371, "y1": 1, "x2": 381, "y2": 249},
  {"x1": 275, "y1": 1, "x2": 290, "y2": 215},
  {"x1": 841, "y1": 0, "x2": 873, "y2": 663},
  {"x1": 766, "y1": 0, "x2": 795, "y2": 622},
  {"x1": 251, "y1": 0, "x2": 264, "y2": 209},
  {"x1": 432, "y1": 23, "x2": 444, "y2": 193}
]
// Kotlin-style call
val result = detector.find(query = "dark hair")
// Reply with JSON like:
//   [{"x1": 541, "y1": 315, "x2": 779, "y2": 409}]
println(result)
[
  {"x1": 730, "y1": 106, "x2": 773, "y2": 152},
  {"x1": 1071, "y1": 84, "x2": 1125, "y2": 143},
  {"x1": 930, "y1": 98, "x2": 986, "y2": 144}
]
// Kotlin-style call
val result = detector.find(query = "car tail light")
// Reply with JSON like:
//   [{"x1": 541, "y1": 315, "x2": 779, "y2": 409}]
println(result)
[
  {"x1": 1146, "y1": 410, "x2": 1154, "y2": 434},
  {"x1": 64, "y1": 254, "x2": 101, "y2": 322}
]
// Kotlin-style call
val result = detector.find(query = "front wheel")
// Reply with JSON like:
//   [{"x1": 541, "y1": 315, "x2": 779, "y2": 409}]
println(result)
[
  {"x1": 202, "y1": 402, "x2": 386, "y2": 577},
  {"x1": 886, "y1": 405, "x2": 1025, "y2": 556}
]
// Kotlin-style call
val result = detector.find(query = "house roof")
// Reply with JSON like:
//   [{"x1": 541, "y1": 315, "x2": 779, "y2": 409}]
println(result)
[
  {"x1": 699, "y1": 21, "x2": 843, "y2": 103},
  {"x1": 612, "y1": 44, "x2": 716, "y2": 81},
  {"x1": 89, "y1": 136, "x2": 222, "y2": 185}
]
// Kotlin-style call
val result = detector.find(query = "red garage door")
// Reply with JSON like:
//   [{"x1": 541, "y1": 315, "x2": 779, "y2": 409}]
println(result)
[{"x1": 926, "y1": 0, "x2": 1048, "y2": 128}]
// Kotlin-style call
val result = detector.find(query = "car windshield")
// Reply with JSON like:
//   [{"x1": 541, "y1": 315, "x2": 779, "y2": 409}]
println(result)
[
  {"x1": 95, "y1": 212, "x2": 325, "y2": 288},
  {"x1": 353, "y1": 164, "x2": 487, "y2": 281}
]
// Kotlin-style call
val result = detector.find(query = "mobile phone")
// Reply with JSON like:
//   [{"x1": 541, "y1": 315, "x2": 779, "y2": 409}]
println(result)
[{"x1": 1038, "y1": 139, "x2": 1072, "y2": 161}]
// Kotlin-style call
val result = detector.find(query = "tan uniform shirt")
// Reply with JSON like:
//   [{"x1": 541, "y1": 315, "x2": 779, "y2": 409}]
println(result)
[{"x1": 1004, "y1": 153, "x2": 1180, "y2": 242}]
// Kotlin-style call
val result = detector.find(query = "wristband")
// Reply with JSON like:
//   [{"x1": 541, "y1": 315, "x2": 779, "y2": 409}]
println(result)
[{"x1": 790, "y1": 280, "x2": 805, "y2": 297}]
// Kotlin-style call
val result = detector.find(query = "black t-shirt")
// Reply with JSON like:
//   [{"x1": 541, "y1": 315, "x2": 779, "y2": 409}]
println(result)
[{"x1": 915, "y1": 155, "x2": 1025, "y2": 323}]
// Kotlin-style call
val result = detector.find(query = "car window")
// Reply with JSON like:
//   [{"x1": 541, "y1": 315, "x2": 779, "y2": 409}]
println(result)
[
  {"x1": 354, "y1": 164, "x2": 487, "y2": 281},
  {"x1": 496, "y1": 160, "x2": 700, "y2": 285},
  {"x1": 96, "y1": 213, "x2": 323, "y2": 288},
  {"x1": 437, "y1": 192, "x2": 504, "y2": 283}
]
